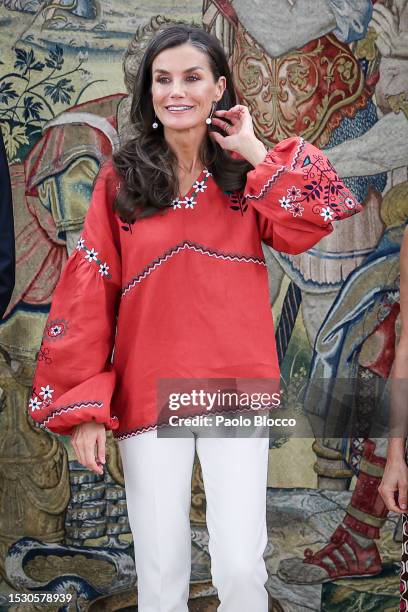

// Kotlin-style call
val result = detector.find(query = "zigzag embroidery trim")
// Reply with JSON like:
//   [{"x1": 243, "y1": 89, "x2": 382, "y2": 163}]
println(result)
[
  {"x1": 245, "y1": 137, "x2": 306, "y2": 200},
  {"x1": 113, "y1": 406, "x2": 274, "y2": 440},
  {"x1": 121, "y1": 241, "x2": 266, "y2": 297},
  {"x1": 245, "y1": 165, "x2": 286, "y2": 200},
  {"x1": 114, "y1": 423, "x2": 159, "y2": 440},
  {"x1": 289, "y1": 137, "x2": 305, "y2": 171},
  {"x1": 39, "y1": 400, "x2": 104, "y2": 427}
]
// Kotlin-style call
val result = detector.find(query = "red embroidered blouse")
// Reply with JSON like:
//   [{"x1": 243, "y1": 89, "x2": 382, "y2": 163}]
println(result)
[{"x1": 28, "y1": 137, "x2": 362, "y2": 440}]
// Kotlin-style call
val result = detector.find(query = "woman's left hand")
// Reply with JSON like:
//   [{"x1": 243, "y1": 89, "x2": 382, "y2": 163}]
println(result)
[
  {"x1": 209, "y1": 104, "x2": 267, "y2": 165},
  {"x1": 379, "y1": 457, "x2": 408, "y2": 513}
]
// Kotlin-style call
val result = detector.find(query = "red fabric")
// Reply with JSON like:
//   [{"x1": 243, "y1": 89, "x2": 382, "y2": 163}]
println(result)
[
  {"x1": 28, "y1": 137, "x2": 362, "y2": 438},
  {"x1": 360, "y1": 302, "x2": 400, "y2": 378}
]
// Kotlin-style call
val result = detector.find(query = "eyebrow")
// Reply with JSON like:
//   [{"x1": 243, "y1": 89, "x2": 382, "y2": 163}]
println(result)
[{"x1": 153, "y1": 66, "x2": 204, "y2": 75}]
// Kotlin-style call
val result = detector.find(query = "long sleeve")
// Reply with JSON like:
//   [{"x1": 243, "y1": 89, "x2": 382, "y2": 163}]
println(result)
[
  {"x1": 243, "y1": 136, "x2": 362, "y2": 255},
  {"x1": 28, "y1": 161, "x2": 122, "y2": 436},
  {"x1": 0, "y1": 129, "x2": 15, "y2": 318}
]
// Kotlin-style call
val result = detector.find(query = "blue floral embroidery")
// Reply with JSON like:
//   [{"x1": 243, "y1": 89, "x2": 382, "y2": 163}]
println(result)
[
  {"x1": 225, "y1": 191, "x2": 248, "y2": 215},
  {"x1": 43, "y1": 318, "x2": 68, "y2": 342},
  {"x1": 298, "y1": 153, "x2": 359, "y2": 219},
  {"x1": 245, "y1": 138, "x2": 359, "y2": 221}
]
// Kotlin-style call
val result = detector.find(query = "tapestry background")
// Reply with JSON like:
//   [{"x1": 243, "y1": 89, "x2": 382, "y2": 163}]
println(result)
[{"x1": 0, "y1": 0, "x2": 407, "y2": 609}]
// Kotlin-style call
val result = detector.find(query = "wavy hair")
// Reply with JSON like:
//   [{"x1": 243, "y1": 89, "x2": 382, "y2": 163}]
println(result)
[{"x1": 112, "y1": 23, "x2": 253, "y2": 223}]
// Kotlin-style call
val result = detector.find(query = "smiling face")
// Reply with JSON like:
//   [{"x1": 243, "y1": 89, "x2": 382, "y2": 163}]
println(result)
[{"x1": 150, "y1": 42, "x2": 226, "y2": 132}]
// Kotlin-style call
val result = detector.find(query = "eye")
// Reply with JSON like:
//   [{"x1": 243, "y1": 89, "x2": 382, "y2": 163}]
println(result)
[{"x1": 156, "y1": 75, "x2": 200, "y2": 84}]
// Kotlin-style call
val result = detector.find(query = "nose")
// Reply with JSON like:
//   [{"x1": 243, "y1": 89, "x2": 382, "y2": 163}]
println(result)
[{"x1": 169, "y1": 79, "x2": 186, "y2": 97}]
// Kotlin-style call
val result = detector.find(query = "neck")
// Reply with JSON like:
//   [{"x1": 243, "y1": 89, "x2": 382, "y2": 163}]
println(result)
[{"x1": 164, "y1": 124, "x2": 207, "y2": 173}]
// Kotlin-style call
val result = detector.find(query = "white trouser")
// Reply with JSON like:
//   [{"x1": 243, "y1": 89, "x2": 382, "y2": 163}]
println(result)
[{"x1": 118, "y1": 428, "x2": 270, "y2": 612}]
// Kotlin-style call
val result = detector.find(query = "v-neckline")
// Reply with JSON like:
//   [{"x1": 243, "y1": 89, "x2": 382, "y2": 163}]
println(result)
[
  {"x1": 171, "y1": 166, "x2": 211, "y2": 211},
  {"x1": 178, "y1": 166, "x2": 207, "y2": 200}
]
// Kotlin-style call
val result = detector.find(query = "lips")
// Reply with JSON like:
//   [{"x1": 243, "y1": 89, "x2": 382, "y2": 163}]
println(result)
[{"x1": 165, "y1": 106, "x2": 194, "y2": 112}]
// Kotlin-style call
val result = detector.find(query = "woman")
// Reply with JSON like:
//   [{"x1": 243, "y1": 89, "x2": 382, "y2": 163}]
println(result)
[
  {"x1": 28, "y1": 25, "x2": 361, "y2": 612},
  {"x1": 378, "y1": 224, "x2": 408, "y2": 609}
]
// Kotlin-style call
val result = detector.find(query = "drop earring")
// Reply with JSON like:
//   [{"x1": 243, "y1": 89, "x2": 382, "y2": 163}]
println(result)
[
  {"x1": 152, "y1": 113, "x2": 159, "y2": 129},
  {"x1": 206, "y1": 102, "x2": 216, "y2": 125}
]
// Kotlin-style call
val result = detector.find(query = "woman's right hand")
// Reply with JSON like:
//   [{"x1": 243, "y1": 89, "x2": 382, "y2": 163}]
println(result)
[
  {"x1": 379, "y1": 457, "x2": 408, "y2": 513},
  {"x1": 71, "y1": 421, "x2": 106, "y2": 476}
]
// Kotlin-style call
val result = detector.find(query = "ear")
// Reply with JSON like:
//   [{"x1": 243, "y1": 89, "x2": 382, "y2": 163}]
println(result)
[{"x1": 216, "y1": 76, "x2": 227, "y2": 102}]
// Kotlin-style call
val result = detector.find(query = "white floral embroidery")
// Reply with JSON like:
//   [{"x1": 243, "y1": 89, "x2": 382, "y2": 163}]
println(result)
[
  {"x1": 184, "y1": 196, "x2": 196, "y2": 209},
  {"x1": 77, "y1": 239, "x2": 112, "y2": 280},
  {"x1": 29, "y1": 396, "x2": 42, "y2": 411},
  {"x1": 50, "y1": 324, "x2": 63, "y2": 336},
  {"x1": 39, "y1": 385, "x2": 54, "y2": 400},
  {"x1": 290, "y1": 203, "x2": 304, "y2": 217},
  {"x1": 99, "y1": 262, "x2": 110, "y2": 276},
  {"x1": 287, "y1": 186, "x2": 301, "y2": 200},
  {"x1": 279, "y1": 196, "x2": 292, "y2": 210},
  {"x1": 171, "y1": 168, "x2": 211, "y2": 212},
  {"x1": 345, "y1": 197, "x2": 356, "y2": 209},
  {"x1": 193, "y1": 180, "x2": 207, "y2": 193},
  {"x1": 321, "y1": 207, "x2": 334, "y2": 221},
  {"x1": 85, "y1": 248, "x2": 98, "y2": 262}
]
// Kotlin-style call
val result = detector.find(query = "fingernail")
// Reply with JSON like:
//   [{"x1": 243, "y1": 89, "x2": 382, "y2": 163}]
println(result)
[{"x1": 401, "y1": 504, "x2": 407, "y2": 509}]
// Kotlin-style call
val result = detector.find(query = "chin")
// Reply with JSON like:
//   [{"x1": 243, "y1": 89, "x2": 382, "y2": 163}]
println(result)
[{"x1": 164, "y1": 120, "x2": 203, "y2": 130}]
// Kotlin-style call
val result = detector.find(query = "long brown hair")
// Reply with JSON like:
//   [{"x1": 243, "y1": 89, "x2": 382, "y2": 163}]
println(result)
[{"x1": 112, "y1": 23, "x2": 253, "y2": 223}]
